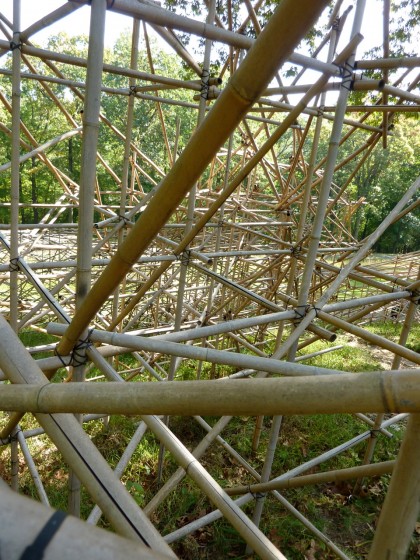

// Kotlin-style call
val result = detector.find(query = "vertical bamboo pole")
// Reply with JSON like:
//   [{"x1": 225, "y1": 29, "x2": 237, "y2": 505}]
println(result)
[
  {"x1": 111, "y1": 18, "x2": 140, "y2": 327},
  {"x1": 9, "y1": 0, "x2": 21, "y2": 494},
  {"x1": 9, "y1": 0, "x2": 21, "y2": 333},
  {"x1": 68, "y1": 0, "x2": 107, "y2": 517},
  {"x1": 246, "y1": 415, "x2": 283, "y2": 555},
  {"x1": 290, "y1": 0, "x2": 365, "y2": 337},
  {"x1": 368, "y1": 414, "x2": 420, "y2": 559}
]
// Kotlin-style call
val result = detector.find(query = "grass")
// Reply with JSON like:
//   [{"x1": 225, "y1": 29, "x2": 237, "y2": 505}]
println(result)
[{"x1": 1, "y1": 321, "x2": 419, "y2": 558}]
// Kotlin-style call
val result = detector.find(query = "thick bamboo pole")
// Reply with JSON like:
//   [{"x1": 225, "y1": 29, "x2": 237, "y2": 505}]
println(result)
[
  {"x1": 56, "y1": 0, "x2": 330, "y2": 355},
  {"x1": 0, "y1": 482, "x2": 173, "y2": 560},
  {"x1": 1, "y1": 370, "x2": 420, "y2": 416},
  {"x1": 368, "y1": 414, "x2": 420, "y2": 559}
]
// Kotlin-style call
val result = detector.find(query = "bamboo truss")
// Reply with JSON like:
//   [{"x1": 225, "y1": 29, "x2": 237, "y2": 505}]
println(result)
[{"x1": 0, "y1": 0, "x2": 419, "y2": 558}]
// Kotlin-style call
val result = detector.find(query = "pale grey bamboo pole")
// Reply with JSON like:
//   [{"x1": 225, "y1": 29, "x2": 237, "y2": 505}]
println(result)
[
  {"x1": 141, "y1": 415, "x2": 286, "y2": 560},
  {"x1": 111, "y1": 18, "x2": 140, "y2": 328},
  {"x1": 0, "y1": 128, "x2": 82, "y2": 171},
  {"x1": 9, "y1": 0, "x2": 21, "y2": 333},
  {"x1": 286, "y1": 0, "x2": 366, "y2": 359},
  {"x1": 0, "y1": 482, "x2": 174, "y2": 560},
  {"x1": 69, "y1": 0, "x2": 108, "y2": 517},
  {"x1": 144, "y1": 415, "x2": 233, "y2": 516},
  {"x1": 9, "y1": 0, "x2": 22, "y2": 495},
  {"x1": 57, "y1": 0, "x2": 331, "y2": 356},
  {"x1": 86, "y1": 420, "x2": 148, "y2": 525},
  {"x1": 368, "y1": 414, "x2": 420, "y2": 559},
  {"x1": 0, "y1": 40, "x2": 202, "y2": 92},
  {"x1": 277, "y1": 9, "x2": 339, "y2": 354},
  {"x1": 19, "y1": 3, "x2": 83, "y2": 42},
  {"x1": 16, "y1": 426, "x2": 50, "y2": 506},
  {"x1": 0, "y1": 315, "x2": 176, "y2": 557},
  {"x1": 77, "y1": 0, "x2": 339, "y2": 75},
  {"x1": 48, "y1": 323, "x2": 345, "y2": 377},
  {"x1": 3, "y1": 371, "x2": 420, "y2": 416},
  {"x1": 246, "y1": 414, "x2": 283, "y2": 554}
]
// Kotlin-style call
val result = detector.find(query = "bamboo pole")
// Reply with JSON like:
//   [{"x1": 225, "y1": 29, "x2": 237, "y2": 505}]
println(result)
[
  {"x1": 227, "y1": 461, "x2": 395, "y2": 496},
  {"x1": 141, "y1": 415, "x2": 286, "y2": 560},
  {"x1": 9, "y1": 0, "x2": 21, "y2": 333},
  {"x1": 56, "y1": 0, "x2": 331, "y2": 355},
  {"x1": 0, "y1": 482, "x2": 173, "y2": 560},
  {"x1": 2, "y1": 370, "x2": 420, "y2": 416},
  {"x1": 68, "y1": 0, "x2": 107, "y2": 516},
  {"x1": 48, "y1": 322, "x2": 346, "y2": 377},
  {"x1": 368, "y1": 414, "x2": 420, "y2": 559}
]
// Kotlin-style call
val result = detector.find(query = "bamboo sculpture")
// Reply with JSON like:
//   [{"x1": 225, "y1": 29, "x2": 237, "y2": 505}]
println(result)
[{"x1": 0, "y1": 0, "x2": 419, "y2": 559}]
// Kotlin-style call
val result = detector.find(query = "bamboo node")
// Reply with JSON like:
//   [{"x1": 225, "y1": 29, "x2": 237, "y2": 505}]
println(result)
[
  {"x1": 71, "y1": 331, "x2": 94, "y2": 367},
  {"x1": 290, "y1": 245, "x2": 302, "y2": 258}
]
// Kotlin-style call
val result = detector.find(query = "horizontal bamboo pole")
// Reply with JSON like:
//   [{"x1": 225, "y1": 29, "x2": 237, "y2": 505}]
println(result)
[
  {"x1": 56, "y1": 0, "x2": 330, "y2": 355},
  {"x1": 48, "y1": 322, "x2": 343, "y2": 377},
  {"x1": 355, "y1": 55, "x2": 420, "y2": 69},
  {"x1": 226, "y1": 460, "x2": 395, "y2": 496},
  {"x1": 72, "y1": 0, "x2": 337, "y2": 76},
  {"x1": 1, "y1": 370, "x2": 420, "y2": 415}
]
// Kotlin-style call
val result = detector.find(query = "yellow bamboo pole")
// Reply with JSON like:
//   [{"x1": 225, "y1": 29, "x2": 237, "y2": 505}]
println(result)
[
  {"x1": 368, "y1": 414, "x2": 420, "y2": 559},
  {"x1": 1, "y1": 370, "x2": 420, "y2": 416}
]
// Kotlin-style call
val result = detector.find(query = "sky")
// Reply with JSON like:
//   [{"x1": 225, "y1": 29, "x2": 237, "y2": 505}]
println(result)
[{"x1": 0, "y1": 0, "x2": 386, "y2": 55}]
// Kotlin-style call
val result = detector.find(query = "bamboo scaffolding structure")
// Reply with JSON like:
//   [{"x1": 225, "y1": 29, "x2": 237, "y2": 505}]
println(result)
[
  {"x1": 0, "y1": 1, "x2": 419, "y2": 557},
  {"x1": 56, "y1": 0, "x2": 332, "y2": 355}
]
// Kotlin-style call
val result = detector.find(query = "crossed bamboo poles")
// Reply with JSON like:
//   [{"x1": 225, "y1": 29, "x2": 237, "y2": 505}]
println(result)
[{"x1": 0, "y1": 0, "x2": 419, "y2": 558}]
